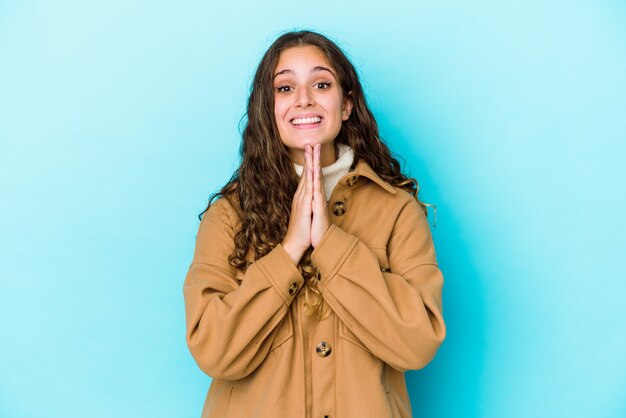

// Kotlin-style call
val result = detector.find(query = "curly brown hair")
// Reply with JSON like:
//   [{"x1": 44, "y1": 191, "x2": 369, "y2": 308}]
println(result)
[{"x1": 199, "y1": 29, "x2": 429, "y2": 320}]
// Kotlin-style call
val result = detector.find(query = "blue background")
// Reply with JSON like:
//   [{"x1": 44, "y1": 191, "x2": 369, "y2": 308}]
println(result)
[{"x1": 1, "y1": 1, "x2": 625, "y2": 417}]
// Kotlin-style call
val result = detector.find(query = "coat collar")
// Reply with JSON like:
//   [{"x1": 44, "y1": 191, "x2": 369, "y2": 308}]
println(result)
[{"x1": 339, "y1": 158, "x2": 397, "y2": 194}]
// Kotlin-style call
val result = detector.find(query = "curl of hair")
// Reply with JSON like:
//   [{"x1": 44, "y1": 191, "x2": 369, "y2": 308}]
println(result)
[{"x1": 199, "y1": 30, "x2": 433, "y2": 320}]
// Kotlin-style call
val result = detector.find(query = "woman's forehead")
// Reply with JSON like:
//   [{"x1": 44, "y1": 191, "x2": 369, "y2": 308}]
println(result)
[{"x1": 274, "y1": 46, "x2": 335, "y2": 78}]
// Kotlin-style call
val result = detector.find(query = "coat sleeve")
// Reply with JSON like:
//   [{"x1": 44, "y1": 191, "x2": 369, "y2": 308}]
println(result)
[
  {"x1": 183, "y1": 197, "x2": 305, "y2": 380},
  {"x1": 311, "y1": 195, "x2": 446, "y2": 372}
]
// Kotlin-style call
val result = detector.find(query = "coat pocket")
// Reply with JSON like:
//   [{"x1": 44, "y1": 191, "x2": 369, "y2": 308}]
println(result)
[
  {"x1": 384, "y1": 390, "x2": 404, "y2": 418},
  {"x1": 269, "y1": 311, "x2": 294, "y2": 352},
  {"x1": 383, "y1": 366, "x2": 412, "y2": 418},
  {"x1": 226, "y1": 384, "x2": 247, "y2": 418},
  {"x1": 337, "y1": 315, "x2": 369, "y2": 353}
]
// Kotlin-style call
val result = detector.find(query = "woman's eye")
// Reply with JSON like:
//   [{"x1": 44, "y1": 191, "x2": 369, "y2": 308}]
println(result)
[
  {"x1": 276, "y1": 85, "x2": 292, "y2": 93},
  {"x1": 316, "y1": 82, "x2": 331, "y2": 89}
]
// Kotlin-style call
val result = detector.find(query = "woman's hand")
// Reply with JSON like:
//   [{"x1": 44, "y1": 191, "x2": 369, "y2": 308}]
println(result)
[
  {"x1": 282, "y1": 144, "x2": 332, "y2": 264},
  {"x1": 282, "y1": 145, "x2": 314, "y2": 265},
  {"x1": 310, "y1": 143, "x2": 331, "y2": 248}
]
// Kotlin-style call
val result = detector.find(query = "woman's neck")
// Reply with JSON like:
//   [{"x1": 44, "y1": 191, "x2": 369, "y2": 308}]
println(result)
[
  {"x1": 288, "y1": 142, "x2": 337, "y2": 167},
  {"x1": 292, "y1": 143, "x2": 355, "y2": 201}
]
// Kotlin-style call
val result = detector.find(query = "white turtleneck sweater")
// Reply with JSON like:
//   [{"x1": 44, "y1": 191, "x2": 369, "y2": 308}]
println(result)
[{"x1": 293, "y1": 143, "x2": 355, "y2": 201}]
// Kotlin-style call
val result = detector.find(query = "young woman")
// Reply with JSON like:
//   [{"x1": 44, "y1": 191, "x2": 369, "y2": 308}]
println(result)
[{"x1": 183, "y1": 30, "x2": 446, "y2": 418}]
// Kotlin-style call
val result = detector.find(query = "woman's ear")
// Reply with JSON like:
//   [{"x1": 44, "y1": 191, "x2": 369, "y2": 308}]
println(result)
[{"x1": 342, "y1": 91, "x2": 354, "y2": 121}]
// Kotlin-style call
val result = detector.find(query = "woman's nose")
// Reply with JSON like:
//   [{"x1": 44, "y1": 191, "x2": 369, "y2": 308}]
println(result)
[{"x1": 296, "y1": 86, "x2": 314, "y2": 107}]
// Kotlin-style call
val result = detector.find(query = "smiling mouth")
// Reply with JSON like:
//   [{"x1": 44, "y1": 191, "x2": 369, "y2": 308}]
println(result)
[{"x1": 290, "y1": 116, "x2": 323, "y2": 126}]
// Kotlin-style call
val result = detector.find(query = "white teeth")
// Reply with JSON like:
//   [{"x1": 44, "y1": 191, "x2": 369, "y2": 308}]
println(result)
[{"x1": 291, "y1": 116, "x2": 322, "y2": 125}]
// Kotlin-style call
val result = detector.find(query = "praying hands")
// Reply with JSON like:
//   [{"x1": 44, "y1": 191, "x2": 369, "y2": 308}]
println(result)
[{"x1": 281, "y1": 143, "x2": 332, "y2": 265}]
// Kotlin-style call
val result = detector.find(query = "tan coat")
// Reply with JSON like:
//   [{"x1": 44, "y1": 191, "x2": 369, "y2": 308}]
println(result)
[{"x1": 183, "y1": 159, "x2": 446, "y2": 418}]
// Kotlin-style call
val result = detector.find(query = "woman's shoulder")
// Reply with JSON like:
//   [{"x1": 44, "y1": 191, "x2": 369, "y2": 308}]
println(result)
[
  {"x1": 202, "y1": 192, "x2": 243, "y2": 225},
  {"x1": 352, "y1": 160, "x2": 418, "y2": 209}
]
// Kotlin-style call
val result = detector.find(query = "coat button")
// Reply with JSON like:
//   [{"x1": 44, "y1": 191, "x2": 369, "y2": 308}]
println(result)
[
  {"x1": 316, "y1": 341, "x2": 332, "y2": 357},
  {"x1": 346, "y1": 175, "x2": 358, "y2": 186},
  {"x1": 288, "y1": 282, "x2": 299, "y2": 296},
  {"x1": 332, "y1": 201, "x2": 346, "y2": 216}
]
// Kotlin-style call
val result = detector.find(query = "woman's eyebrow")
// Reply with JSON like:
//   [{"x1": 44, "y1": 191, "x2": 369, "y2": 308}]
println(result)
[{"x1": 273, "y1": 66, "x2": 336, "y2": 79}]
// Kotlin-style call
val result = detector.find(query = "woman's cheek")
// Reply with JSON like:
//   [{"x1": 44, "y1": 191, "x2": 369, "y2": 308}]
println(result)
[{"x1": 274, "y1": 99, "x2": 288, "y2": 120}]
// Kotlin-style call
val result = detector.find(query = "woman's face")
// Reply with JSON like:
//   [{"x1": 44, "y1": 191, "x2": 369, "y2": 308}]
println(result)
[{"x1": 273, "y1": 45, "x2": 352, "y2": 166}]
